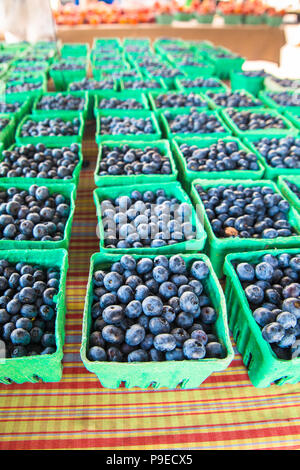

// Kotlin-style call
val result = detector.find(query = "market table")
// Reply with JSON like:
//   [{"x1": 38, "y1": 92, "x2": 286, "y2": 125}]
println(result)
[
  {"x1": 56, "y1": 24, "x2": 286, "y2": 64},
  {"x1": 0, "y1": 122, "x2": 300, "y2": 451}
]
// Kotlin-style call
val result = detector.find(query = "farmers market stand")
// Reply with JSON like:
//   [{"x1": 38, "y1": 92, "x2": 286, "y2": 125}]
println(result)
[{"x1": 56, "y1": 24, "x2": 286, "y2": 64}]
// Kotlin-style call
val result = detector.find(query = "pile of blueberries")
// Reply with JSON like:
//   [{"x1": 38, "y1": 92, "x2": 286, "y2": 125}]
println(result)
[
  {"x1": 146, "y1": 66, "x2": 184, "y2": 79},
  {"x1": 179, "y1": 139, "x2": 259, "y2": 172},
  {"x1": 36, "y1": 93, "x2": 86, "y2": 112},
  {"x1": 286, "y1": 180, "x2": 300, "y2": 200},
  {"x1": 177, "y1": 59, "x2": 210, "y2": 68},
  {"x1": 206, "y1": 91, "x2": 262, "y2": 108},
  {"x1": 265, "y1": 92, "x2": 300, "y2": 107},
  {"x1": 234, "y1": 253, "x2": 300, "y2": 359},
  {"x1": 0, "y1": 118, "x2": 10, "y2": 132},
  {"x1": 100, "y1": 115, "x2": 155, "y2": 136},
  {"x1": 154, "y1": 92, "x2": 207, "y2": 109},
  {"x1": 271, "y1": 77, "x2": 300, "y2": 90},
  {"x1": 6, "y1": 82, "x2": 43, "y2": 94},
  {"x1": 164, "y1": 109, "x2": 226, "y2": 135},
  {"x1": 13, "y1": 65, "x2": 46, "y2": 73},
  {"x1": 20, "y1": 117, "x2": 81, "y2": 138},
  {"x1": 123, "y1": 80, "x2": 164, "y2": 90},
  {"x1": 101, "y1": 188, "x2": 196, "y2": 249},
  {"x1": 52, "y1": 61, "x2": 86, "y2": 71},
  {"x1": 226, "y1": 108, "x2": 287, "y2": 131},
  {"x1": 253, "y1": 136, "x2": 300, "y2": 169},
  {"x1": 102, "y1": 70, "x2": 140, "y2": 80},
  {"x1": 69, "y1": 78, "x2": 115, "y2": 91},
  {"x1": 236, "y1": 70, "x2": 267, "y2": 78},
  {"x1": 136, "y1": 58, "x2": 164, "y2": 69},
  {"x1": 0, "y1": 258, "x2": 60, "y2": 358},
  {"x1": 98, "y1": 97, "x2": 144, "y2": 110},
  {"x1": 88, "y1": 254, "x2": 225, "y2": 362},
  {"x1": 179, "y1": 78, "x2": 223, "y2": 89},
  {"x1": 195, "y1": 183, "x2": 295, "y2": 239},
  {"x1": 98, "y1": 144, "x2": 172, "y2": 176},
  {"x1": 0, "y1": 101, "x2": 23, "y2": 114},
  {"x1": 0, "y1": 143, "x2": 80, "y2": 180},
  {"x1": 0, "y1": 184, "x2": 71, "y2": 241}
]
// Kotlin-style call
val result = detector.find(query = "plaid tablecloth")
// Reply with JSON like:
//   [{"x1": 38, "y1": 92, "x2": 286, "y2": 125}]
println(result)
[{"x1": 1, "y1": 123, "x2": 300, "y2": 450}]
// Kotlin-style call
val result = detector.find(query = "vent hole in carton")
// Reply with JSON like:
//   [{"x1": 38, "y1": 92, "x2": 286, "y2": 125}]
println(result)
[
  {"x1": 233, "y1": 328, "x2": 240, "y2": 342},
  {"x1": 274, "y1": 376, "x2": 290, "y2": 385},
  {"x1": 3, "y1": 377, "x2": 12, "y2": 384},
  {"x1": 32, "y1": 375, "x2": 42, "y2": 382},
  {"x1": 245, "y1": 353, "x2": 253, "y2": 369}
]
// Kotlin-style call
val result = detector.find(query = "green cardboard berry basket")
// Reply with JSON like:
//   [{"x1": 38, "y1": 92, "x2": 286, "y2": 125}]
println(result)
[
  {"x1": 15, "y1": 112, "x2": 85, "y2": 146},
  {"x1": 158, "y1": 108, "x2": 232, "y2": 140},
  {"x1": 204, "y1": 89, "x2": 264, "y2": 110},
  {"x1": 174, "y1": 76, "x2": 228, "y2": 94},
  {"x1": 196, "y1": 14, "x2": 214, "y2": 24},
  {"x1": 264, "y1": 75, "x2": 300, "y2": 93},
  {"x1": 67, "y1": 79, "x2": 118, "y2": 120},
  {"x1": 284, "y1": 110, "x2": 300, "y2": 130},
  {"x1": 94, "y1": 181, "x2": 207, "y2": 255},
  {"x1": 223, "y1": 248, "x2": 300, "y2": 388},
  {"x1": 94, "y1": 91, "x2": 150, "y2": 116},
  {"x1": 0, "y1": 248, "x2": 68, "y2": 384},
  {"x1": 242, "y1": 133, "x2": 300, "y2": 180},
  {"x1": 92, "y1": 38, "x2": 122, "y2": 50},
  {"x1": 0, "y1": 142, "x2": 83, "y2": 187},
  {"x1": 80, "y1": 251, "x2": 234, "y2": 389},
  {"x1": 190, "y1": 178, "x2": 300, "y2": 278},
  {"x1": 50, "y1": 61, "x2": 88, "y2": 91},
  {"x1": 60, "y1": 42, "x2": 90, "y2": 59},
  {"x1": 120, "y1": 77, "x2": 168, "y2": 93},
  {"x1": 0, "y1": 95, "x2": 32, "y2": 123},
  {"x1": 172, "y1": 136, "x2": 265, "y2": 191},
  {"x1": 147, "y1": 90, "x2": 210, "y2": 114},
  {"x1": 220, "y1": 107, "x2": 297, "y2": 138},
  {"x1": 95, "y1": 109, "x2": 162, "y2": 144},
  {"x1": 230, "y1": 70, "x2": 265, "y2": 96},
  {"x1": 207, "y1": 53, "x2": 245, "y2": 80},
  {"x1": 4, "y1": 76, "x2": 47, "y2": 103},
  {"x1": 277, "y1": 175, "x2": 300, "y2": 213},
  {"x1": 91, "y1": 61, "x2": 130, "y2": 81},
  {"x1": 222, "y1": 14, "x2": 243, "y2": 25},
  {"x1": 259, "y1": 90, "x2": 300, "y2": 113},
  {"x1": 94, "y1": 139, "x2": 178, "y2": 187},
  {"x1": 156, "y1": 14, "x2": 174, "y2": 24},
  {"x1": 0, "y1": 181, "x2": 76, "y2": 251},
  {"x1": 32, "y1": 91, "x2": 89, "y2": 120},
  {"x1": 0, "y1": 113, "x2": 16, "y2": 148}
]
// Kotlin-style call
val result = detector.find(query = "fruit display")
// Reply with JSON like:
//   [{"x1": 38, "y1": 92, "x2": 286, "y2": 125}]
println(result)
[
  {"x1": 0, "y1": 36, "x2": 300, "y2": 392},
  {"x1": 87, "y1": 254, "x2": 225, "y2": 362}
]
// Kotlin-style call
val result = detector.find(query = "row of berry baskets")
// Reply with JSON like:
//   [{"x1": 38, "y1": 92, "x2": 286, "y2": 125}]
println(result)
[{"x1": 0, "y1": 38, "x2": 299, "y2": 390}]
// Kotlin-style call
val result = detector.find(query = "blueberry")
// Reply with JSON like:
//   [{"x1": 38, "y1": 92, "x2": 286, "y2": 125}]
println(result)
[
  {"x1": 190, "y1": 261, "x2": 209, "y2": 280},
  {"x1": 245, "y1": 284, "x2": 264, "y2": 305},
  {"x1": 142, "y1": 296, "x2": 163, "y2": 316},
  {"x1": 102, "y1": 325, "x2": 124, "y2": 344},
  {"x1": 10, "y1": 328, "x2": 31, "y2": 345},
  {"x1": 179, "y1": 291, "x2": 199, "y2": 314},
  {"x1": 153, "y1": 333, "x2": 176, "y2": 352},
  {"x1": 183, "y1": 339, "x2": 206, "y2": 359},
  {"x1": 124, "y1": 300, "x2": 142, "y2": 319},
  {"x1": 236, "y1": 263, "x2": 255, "y2": 282},
  {"x1": 88, "y1": 346, "x2": 107, "y2": 361},
  {"x1": 127, "y1": 349, "x2": 148, "y2": 362},
  {"x1": 205, "y1": 342, "x2": 225, "y2": 358},
  {"x1": 262, "y1": 322, "x2": 285, "y2": 343},
  {"x1": 102, "y1": 305, "x2": 124, "y2": 324}
]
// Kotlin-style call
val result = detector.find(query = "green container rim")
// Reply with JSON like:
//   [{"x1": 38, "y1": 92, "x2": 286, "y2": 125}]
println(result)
[
  {"x1": 264, "y1": 75, "x2": 300, "y2": 93},
  {"x1": 0, "y1": 248, "x2": 69, "y2": 384},
  {"x1": 95, "y1": 109, "x2": 162, "y2": 144},
  {"x1": 80, "y1": 251, "x2": 234, "y2": 389},
  {"x1": 277, "y1": 175, "x2": 300, "y2": 214},
  {"x1": 15, "y1": 112, "x2": 85, "y2": 146},
  {"x1": 284, "y1": 110, "x2": 300, "y2": 130},
  {"x1": 220, "y1": 107, "x2": 297, "y2": 137},
  {"x1": 190, "y1": 178, "x2": 300, "y2": 277},
  {"x1": 147, "y1": 90, "x2": 210, "y2": 113},
  {"x1": 259, "y1": 90, "x2": 300, "y2": 113},
  {"x1": 242, "y1": 133, "x2": 300, "y2": 180},
  {"x1": 0, "y1": 180, "x2": 76, "y2": 250},
  {"x1": 204, "y1": 89, "x2": 265, "y2": 110},
  {"x1": 223, "y1": 247, "x2": 300, "y2": 388},
  {"x1": 0, "y1": 142, "x2": 83, "y2": 187},
  {"x1": 94, "y1": 180, "x2": 207, "y2": 255},
  {"x1": 32, "y1": 91, "x2": 89, "y2": 119},
  {"x1": 94, "y1": 139, "x2": 178, "y2": 187},
  {"x1": 94, "y1": 91, "x2": 150, "y2": 115},
  {"x1": 158, "y1": 108, "x2": 232, "y2": 139},
  {"x1": 171, "y1": 135, "x2": 265, "y2": 187}
]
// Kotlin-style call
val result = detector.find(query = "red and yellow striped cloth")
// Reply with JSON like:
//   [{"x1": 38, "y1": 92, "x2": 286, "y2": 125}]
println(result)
[{"x1": 1, "y1": 124, "x2": 300, "y2": 450}]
